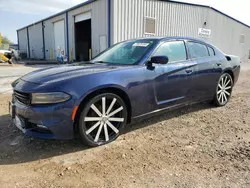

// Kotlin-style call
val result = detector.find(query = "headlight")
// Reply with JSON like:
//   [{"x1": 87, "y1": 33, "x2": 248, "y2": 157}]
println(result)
[{"x1": 31, "y1": 92, "x2": 71, "y2": 104}]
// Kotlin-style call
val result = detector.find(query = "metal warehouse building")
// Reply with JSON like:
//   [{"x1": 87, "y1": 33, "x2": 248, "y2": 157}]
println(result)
[{"x1": 17, "y1": 0, "x2": 250, "y2": 62}]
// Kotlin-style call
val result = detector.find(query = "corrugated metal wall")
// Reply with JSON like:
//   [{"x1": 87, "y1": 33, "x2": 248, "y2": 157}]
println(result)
[
  {"x1": 43, "y1": 14, "x2": 66, "y2": 60},
  {"x1": 112, "y1": 0, "x2": 250, "y2": 60},
  {"x1": 28, "y1": 23, "x2": 44, "y2": 59},
  {"x1": 112, "y1": 0, "x2": 207, "y2": 43},
  {"x1": 68, "y1": 0, "x2": 108, "y2": 60},
  {"x1": 208, "y1": 9, "x2": 250, "y2": 61},
  {"x1": 17, "y1": 0, "x2": 250, "y2": 61},
  {"x1": 17, "y1": 28, "x2": 28, "y2": 55},
  {"x1": 17, "y1": 0, "x2": 107, "y2": 61}
]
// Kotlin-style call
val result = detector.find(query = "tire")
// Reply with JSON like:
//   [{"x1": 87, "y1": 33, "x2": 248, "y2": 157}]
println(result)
[
  {"x1": 78, "y1": 93, "x2": 127, "y2": 147},
  {"x1": 213, "y1": 73, "x2": 233, "y2": 107}
]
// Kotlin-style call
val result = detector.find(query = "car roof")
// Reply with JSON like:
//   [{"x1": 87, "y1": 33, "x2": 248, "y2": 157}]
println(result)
[
  {"x1": 129, "y1": 36, "x2": 206, "y2": 42},
  {"x1": 129, "y1": 36, "x2": 214, "y2": 46}
]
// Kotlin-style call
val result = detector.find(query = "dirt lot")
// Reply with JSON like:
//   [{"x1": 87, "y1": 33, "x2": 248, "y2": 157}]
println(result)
[{"x1": 0, "y1": 65, "x2": 250, "y2": 188}]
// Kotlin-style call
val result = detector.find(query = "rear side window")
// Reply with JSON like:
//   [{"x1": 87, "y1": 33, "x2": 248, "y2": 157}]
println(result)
[
  {"x1": 153, "y1": 41, "x2": 187, "y2": 63},
  {"x1": 187, "y1": 42, "x2": 209, "y2": 59},
  {"x1": 208, "y1": 46, "x2": 215, "y2": 56}
]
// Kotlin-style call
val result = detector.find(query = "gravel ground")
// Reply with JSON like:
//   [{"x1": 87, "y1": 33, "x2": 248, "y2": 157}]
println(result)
[{"x1": 0, "y1": 64, "x2": 249, "y2": 188}]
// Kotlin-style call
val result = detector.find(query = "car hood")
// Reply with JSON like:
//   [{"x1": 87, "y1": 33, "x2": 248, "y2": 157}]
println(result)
[{"x1": 20, "y1": 63, "x2": 128, "y2": 84}]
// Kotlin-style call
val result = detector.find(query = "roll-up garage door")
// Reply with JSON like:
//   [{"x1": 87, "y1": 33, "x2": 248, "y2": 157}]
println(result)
[
  {"x1": 53, "y1": 20, "x2": 65, "y2": 59},
  {"x1": 75, "y1": 12, "x2": 91, "y2": 23}
]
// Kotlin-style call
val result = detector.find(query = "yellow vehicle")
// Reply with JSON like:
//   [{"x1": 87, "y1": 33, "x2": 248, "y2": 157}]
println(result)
[{"x1": 0, "y1": 50, "x2": 11, "y2": 64}]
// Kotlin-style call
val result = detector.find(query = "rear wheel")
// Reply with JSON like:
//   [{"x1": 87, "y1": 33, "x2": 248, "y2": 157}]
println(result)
[
  {"x1": 213, "y1": 73, "x2": 233, "y2": 107},
  {"x1": 78, "y1": 93, "x2": 127, "y2": 146}
]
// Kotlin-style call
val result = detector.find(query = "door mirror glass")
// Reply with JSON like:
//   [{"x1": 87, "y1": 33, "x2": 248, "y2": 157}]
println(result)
[{"x1": 150, "y1": 56, "x2": 169, "y2": 65}]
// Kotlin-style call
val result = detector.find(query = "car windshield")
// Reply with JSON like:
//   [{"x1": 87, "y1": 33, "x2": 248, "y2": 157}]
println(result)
[{"x1": 92, "y1": 39, "x2": 158, "y2": 65}]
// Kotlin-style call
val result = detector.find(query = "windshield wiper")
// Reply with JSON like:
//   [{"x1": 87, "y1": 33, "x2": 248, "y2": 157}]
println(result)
[{"x1": 92, "y1": 61, "x2": 108, "y2": 64}]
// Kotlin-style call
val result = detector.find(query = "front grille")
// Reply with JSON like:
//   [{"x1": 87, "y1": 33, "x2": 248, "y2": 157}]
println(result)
[
  {"x1": 17, "y1": 115, "x2": 52, "y2": 134},
  {"x1": 14, "y1": 90, "x2": 31, "y2": 105}
]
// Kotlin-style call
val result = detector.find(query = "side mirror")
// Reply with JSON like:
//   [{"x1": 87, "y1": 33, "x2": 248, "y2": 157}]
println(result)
[{"x1": 150, "y1": 56, "x2": 169, "y2": 65}]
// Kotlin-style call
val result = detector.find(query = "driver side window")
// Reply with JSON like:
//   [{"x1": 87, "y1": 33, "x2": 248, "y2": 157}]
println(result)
[{"x1": 153, "y1": 41, "x2": 187, "y2": 63}]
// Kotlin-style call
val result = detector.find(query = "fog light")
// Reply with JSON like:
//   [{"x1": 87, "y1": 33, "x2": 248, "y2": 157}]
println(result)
[{"x1": 37, "y1": 124, "x2": 48, "y2": 129}]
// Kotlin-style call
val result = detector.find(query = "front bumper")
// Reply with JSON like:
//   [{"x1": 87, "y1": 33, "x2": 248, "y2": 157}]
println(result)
[{"x1": 12, "y1": 96, "x2": 76, "y2": 140}]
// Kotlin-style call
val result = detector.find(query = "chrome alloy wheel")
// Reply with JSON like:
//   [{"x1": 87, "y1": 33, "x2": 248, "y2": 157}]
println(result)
[
  {"x1": 216, "y1": 73, "x2": 233, "y2": 105},
  {"x1": 79, "y1": 93, "x2": 127, "y2": 146}
]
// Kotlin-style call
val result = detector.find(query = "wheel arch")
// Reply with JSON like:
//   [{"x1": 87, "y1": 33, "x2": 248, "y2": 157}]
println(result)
[
  {"x1": 73, "y1": 86, "x2": 132, "y2": 134},
  {"x1": 223, "y1": 69, "x2": 234, "y2": 83}
]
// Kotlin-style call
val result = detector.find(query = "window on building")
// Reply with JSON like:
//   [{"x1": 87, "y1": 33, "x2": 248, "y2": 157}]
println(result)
[
  {"x1": 240, "y1": 34, "x2": 245, "y2": 44},
  {"x1": 187, "y1": 42, "x2": 209, "y2": 59},
  {"x1": 145, "y1": 17, "x2": 156, "y2": 34},
  {"x1": 153, "y1": 41, "x2": 187, "y2": 63},
  {"x1": 208, "y1": 46, "x2": 215, "y2": 56}
]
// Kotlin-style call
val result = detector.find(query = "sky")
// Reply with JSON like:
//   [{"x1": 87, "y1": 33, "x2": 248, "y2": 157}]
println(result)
[{"x1": 0, "y1": 0, "x2": 249, "y2": 43}]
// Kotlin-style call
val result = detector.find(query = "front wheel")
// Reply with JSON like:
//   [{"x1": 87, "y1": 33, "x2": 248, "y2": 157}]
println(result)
[
  {"x1": 213, "y1": 73, "x2": 233, "y2": 107},
  {"x1": 78, "y1": 93, "x2": 127, "y2": 147}
]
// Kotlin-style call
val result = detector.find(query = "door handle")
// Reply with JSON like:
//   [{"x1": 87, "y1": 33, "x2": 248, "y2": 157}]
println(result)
[
  {"x1": 185, "y1": 69, "x2": 193, "y2": 74},
  {"x1": 216, "y1": 62, "x2": 222, "y2": 66}
]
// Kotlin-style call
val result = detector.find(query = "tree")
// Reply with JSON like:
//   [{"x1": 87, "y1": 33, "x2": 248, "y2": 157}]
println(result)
[
  {"x1": 0, "y1": 33, "x2": 2, "y2": 47},
  {"x1": 1, "y1": 36, "x2": 13, "y2": 44}
]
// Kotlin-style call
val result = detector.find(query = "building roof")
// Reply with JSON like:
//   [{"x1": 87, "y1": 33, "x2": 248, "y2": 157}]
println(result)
[
  {"x1": 17, "y1": 0, "x2": 98, "y2": 31},
  {"x1": 17, "y1": 0, "x2": 250, "y2": 31}
]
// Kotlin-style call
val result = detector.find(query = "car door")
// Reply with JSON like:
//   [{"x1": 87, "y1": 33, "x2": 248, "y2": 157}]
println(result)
[
  {"x1": 186, "y1": 41, "x2": 222, "y2": 99},
  {"x1": 147, "y1": 40, "x2": 196, "y2": 109}
]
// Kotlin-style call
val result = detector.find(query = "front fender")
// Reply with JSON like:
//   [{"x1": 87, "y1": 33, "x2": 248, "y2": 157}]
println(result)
[
  {"x1": 61, "y1": 66, "x2": 150, "y2": 118},
  {"x1": 75, "y1": 84, "x2": 129, "y2": 106}
]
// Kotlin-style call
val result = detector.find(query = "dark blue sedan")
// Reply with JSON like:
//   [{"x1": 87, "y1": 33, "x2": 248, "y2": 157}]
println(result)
[{"x1": 11, "y1": 37, "x2": 241, "y2": 146}]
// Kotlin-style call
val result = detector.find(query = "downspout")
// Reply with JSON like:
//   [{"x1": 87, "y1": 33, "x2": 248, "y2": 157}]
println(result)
[
  {"x1": 66, "y1": 12, "x2": 70, "y2": 62},
  {"x1": 108, "y1": 0, "x2": 111, "y2": 47},
  {"x1": 27, "y1": 27, "x2": 30, "y2": 59},
  {"x1": 42, "y1": 21, "x2": 46, "y2": 59}
]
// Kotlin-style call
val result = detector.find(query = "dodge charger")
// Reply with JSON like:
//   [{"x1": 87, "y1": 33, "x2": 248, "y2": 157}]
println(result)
[{"x1": 11, "y1": 37, "x2": 241, "y2": 146}]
